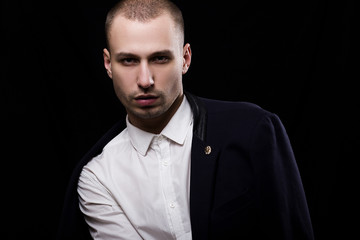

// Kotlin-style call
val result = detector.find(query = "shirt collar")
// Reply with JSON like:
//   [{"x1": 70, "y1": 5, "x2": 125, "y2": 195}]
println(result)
[{"x1": 126, "y1": 96, "x2": 193, "y2": 156}]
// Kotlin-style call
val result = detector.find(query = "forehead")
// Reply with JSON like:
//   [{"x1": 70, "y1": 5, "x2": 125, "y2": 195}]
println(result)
[{"x1": 108, "y1": 13, "x2": 182, "y2": 55}]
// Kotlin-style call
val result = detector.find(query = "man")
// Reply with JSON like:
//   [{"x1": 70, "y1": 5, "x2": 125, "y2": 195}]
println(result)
[{"x1": 57, "y1": 0, "x2": 314, "y2": 239}]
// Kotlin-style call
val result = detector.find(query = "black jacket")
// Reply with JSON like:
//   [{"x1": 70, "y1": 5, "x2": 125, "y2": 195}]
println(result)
[{"x1": 57, "y1": 92, "x2": 314, "y2": 239}]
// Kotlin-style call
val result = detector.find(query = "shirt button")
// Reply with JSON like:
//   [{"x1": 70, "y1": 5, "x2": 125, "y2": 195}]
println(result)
[
  {"x1": 163, "y1": 160, "x2": 168, "y2": 166},
  {"x1": 169, "y1": 202, "x2": 175, "y2": 208}
]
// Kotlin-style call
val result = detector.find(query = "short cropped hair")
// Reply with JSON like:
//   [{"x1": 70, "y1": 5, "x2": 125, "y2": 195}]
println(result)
[{"x1": 105, "y1": 0, "x2": 184, "y2": 48}]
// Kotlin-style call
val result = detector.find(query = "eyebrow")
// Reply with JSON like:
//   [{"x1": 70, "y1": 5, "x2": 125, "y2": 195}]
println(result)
[
  {"x1": 114, "y1": 50, "x2": 174, "y2": 59},
  {"x1": 114, "y1": 52, "x2": 138, "y2": 59}
]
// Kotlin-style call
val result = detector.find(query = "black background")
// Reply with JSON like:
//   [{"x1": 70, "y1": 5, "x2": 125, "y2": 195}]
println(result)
[{"x1": 2, "y1": 0, "x2": 357, "y2": 239}]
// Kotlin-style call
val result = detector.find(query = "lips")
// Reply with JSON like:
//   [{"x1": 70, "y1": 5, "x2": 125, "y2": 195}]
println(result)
[{"x1": 134, "y1": 94, "x2": 159, "y2": 107}]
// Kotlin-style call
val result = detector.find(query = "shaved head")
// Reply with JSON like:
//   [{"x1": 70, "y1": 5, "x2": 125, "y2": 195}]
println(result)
[{"x1": 105, "y1": 0, "x2": 184, "y2": 49}]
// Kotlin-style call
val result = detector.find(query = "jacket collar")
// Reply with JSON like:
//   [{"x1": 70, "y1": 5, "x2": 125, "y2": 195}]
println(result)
[{"x1": 184, "y1": 91, "x2": 207, "y2": 141}]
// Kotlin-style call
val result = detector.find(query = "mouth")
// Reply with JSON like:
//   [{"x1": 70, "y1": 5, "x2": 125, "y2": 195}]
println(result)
[{"x1": 134, "y1": 94, "x2": 159, "y2": 107}]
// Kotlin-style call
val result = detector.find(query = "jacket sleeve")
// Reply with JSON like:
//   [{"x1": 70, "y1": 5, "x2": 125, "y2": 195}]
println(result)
[{"x1": 250, "y1": 113, "x2": 314, "y2": 240}]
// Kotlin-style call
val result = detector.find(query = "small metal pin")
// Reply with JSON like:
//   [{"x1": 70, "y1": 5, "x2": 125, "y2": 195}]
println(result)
[{"x1": 204, "y1": 146, "x2": 212, "y2": 155}]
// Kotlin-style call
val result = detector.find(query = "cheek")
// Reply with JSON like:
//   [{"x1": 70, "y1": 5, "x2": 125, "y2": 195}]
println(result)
[
  {"x1": 110, "y1": 70, "x2": 136, "y2": 104},
  {"x1": 156, "y1": 62, "x2": 183, "y2": 90},
  {"x1": 111, "y1": 67, "x2": 135, "y2": 91},
  {"x1": 169, "y1": 62, "x2": 184, "y2": 90}
]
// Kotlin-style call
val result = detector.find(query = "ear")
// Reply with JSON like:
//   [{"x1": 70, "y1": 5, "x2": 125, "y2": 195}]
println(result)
[
  {"x1": 103, "y1": 48, "x2": 113, "y2": 79},
  {"x1": 182, "y1": 43, "x2": 192, "y2": 74}
]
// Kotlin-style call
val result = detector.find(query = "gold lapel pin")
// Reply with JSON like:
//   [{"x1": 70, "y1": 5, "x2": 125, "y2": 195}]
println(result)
[{"x1": 204, "y1": 145, "x2": 212, "y2": 155}]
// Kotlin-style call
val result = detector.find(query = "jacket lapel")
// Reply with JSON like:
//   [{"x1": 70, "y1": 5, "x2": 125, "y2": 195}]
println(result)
[
  {"x1": 185, "y1": 92, "x2": 220, "y2": 238},
  {"x1": 190, "y1": 135, "x2": 219, "y2": 239}
]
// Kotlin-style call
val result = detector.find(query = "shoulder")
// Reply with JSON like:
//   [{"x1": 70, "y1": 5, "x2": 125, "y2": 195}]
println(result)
[
  {"x1": 198, "y1": 97, "x2": 273, "y2": 121},
  {"x1": 197, "y1": 97, "x2": 280, "y2": 145},
  {"x1": 84, "y1": 128, "x2": 131, "y2": 170}
]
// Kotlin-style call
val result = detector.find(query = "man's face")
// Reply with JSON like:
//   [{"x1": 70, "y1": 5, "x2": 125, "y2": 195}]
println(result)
[{"x1": 104, "y1": 13, "x2": 191, "y2": 126}]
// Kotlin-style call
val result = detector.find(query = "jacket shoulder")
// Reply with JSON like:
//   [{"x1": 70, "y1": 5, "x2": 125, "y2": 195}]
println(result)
[
  {"x1": 198, "y1": 97, "x2": 278, "y2": 147},
  {"x1": 199, "y1": 97, "x2": 272, "y2": 120}
]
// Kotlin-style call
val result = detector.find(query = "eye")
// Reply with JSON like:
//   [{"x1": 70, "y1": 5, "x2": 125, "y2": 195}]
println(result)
[
  {"x1": 151, "y1": 56, "x2": 170, "y2": 64},
  {"x1": 119, "y1": 58, "x2": 139, "y2": 66}
]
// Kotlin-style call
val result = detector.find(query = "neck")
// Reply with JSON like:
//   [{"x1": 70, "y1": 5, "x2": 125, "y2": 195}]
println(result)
[{"x1": 129, "y1": 94, "x2": 184, "y2": 134}]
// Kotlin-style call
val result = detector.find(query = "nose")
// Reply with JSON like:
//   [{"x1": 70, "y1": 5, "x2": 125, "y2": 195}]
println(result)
[{"x1": 137, "y1": 62, "x2": 154, "y2": 89}]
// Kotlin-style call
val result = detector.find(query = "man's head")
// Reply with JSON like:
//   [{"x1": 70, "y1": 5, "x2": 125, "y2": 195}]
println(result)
[{"x1": 103, "y1": 0, "x2": 191, "y2": 133}]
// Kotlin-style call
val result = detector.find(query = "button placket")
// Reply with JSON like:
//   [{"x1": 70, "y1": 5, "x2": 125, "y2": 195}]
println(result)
[
  {"x1": 155, "y1": 137, "x2": 174, "y2": 235},
  {"x1": 154, "y1": 135, "x2": 186, "y2": 238},
  {"x1": 159, "y1": 137, "x2": 170, "y2": 167}
]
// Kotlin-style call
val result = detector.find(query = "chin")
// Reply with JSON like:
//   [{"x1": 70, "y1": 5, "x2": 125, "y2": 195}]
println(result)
[{"x1": 134, "y1": 107, "x2": 168, "y2": 120}]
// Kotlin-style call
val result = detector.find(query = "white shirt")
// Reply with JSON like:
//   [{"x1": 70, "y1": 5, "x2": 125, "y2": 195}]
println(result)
[{"x1": 78, "y1": 97, "x2": 193, "y2": 240}]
